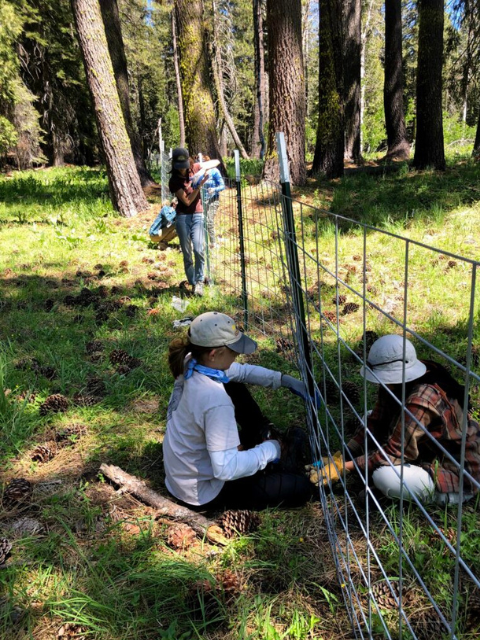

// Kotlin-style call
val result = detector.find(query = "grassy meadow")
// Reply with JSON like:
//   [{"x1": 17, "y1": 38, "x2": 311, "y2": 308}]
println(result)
[{"x1": 0, "y1": 156, "x2": 480, "y2": 639}]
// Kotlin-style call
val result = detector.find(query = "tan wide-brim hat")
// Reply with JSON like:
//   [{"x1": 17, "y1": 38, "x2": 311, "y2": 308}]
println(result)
[
  {"x1": 188, "y1": 311, "x2": 257, "y2": 355},
  {"x1": 360, "y1": 334, "x2": 427, "y2": 384}
]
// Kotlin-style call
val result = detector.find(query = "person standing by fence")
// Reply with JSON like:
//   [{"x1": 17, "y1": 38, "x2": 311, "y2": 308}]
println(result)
[
  {"x1": 201, "y1": 154, "x2": 225, "y2": 249},
  {"x1": 169, "y1": 148, "x2": 208, "y2": 297}
]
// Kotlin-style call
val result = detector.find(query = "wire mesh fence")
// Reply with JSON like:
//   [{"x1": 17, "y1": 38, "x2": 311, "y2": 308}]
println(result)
[{"x1": 204, "y1": 144, "x2": 480, "y2": 639}]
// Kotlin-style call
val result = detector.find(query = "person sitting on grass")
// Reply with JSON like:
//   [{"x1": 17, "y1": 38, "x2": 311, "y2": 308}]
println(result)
[
  {"x1": 163, "y1": 311, "x2": 313, "y2": 511},
  {"x1": 319, "y1": 334, "x2": 480, "y2": 505}
]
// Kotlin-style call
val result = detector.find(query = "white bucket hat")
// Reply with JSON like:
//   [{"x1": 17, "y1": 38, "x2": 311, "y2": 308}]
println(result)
[
  {"x1": 360, "y1": 334, "x2": 427, "y2": 384},
  {"x1": 188, "y1": 311, "x2": 257, "y2": 355}
]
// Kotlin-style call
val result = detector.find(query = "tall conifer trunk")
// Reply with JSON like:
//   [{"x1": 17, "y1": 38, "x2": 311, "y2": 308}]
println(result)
[
  {"x1": 252, "y1": 0, "x2": 266, "y2": 159},
  {"x1": 413, "y1": 0, "x2": 445, "y2": 170},
  {"x1": 474, "y1": 107, "x2": 480, "y2": 157},
  {"x1": 311, "y1": 0, "x2": 344, "y2": 178},
  {"x1": 263, "y1": 0, "x2": 306, "y2": 185},
  {"x1": 384, "y1": 0, "x2": 410, "y2": 160},
  {"x1": 99, "y1": 0, "x2": 155, "y2": 187},
  {"x1": 175, "y1": 0, "x2": 222, "y2": 161},
  {"x1": 71, "y1": 0, "x2": 148, "y2": 217},
  {"x1": 343, "y1": 0, "x2": 361, "y2": 162},
  {"x1": 172, "y1": 9, "x2": 186, "y2": 148}
]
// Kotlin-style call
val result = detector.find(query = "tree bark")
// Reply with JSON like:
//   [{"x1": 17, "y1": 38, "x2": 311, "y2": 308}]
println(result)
[
  {"x1": 211, "y1": 0, "x2": 249, "y2": 159},
  {"x1": 474, "y1": 105, "x2": 480, "y2": 157},
  {"x1": 252, "y1": 0, "x2": 266, "y2": 159},
  {"x1": 343, "y1": 0, "x2": 361, "y2": 162},
  {"x1": 413, "y1": 0, "x2": 445, "y2": 170},
  {"x1": 175, "y1": 0, "x2": 223, "y2": 161},
  {"x1": 263, "y1": 0, "x2": 306, "y2": 185},
  {"x1": 71, "y1": 0, "x2": 149, "y2": 216},
  {"x1": 311, "y1": 0, "x2": 344, "y2": 178},
  {"x1": 172, "y1": 9, "x2": 186, "y2": 148},
  {"x1": 384, "y1": 0, "x2": 410, "y2": 160},
  {"x1": 99, "y1": 464, "x2": 227, "y2": 544},
  {"x1": 99, "y1": 0, "x2": 155, "y2": 187}
]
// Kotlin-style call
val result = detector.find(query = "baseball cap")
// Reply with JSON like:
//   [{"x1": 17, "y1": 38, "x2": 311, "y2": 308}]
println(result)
[
  {"x1": 188, "y1": 312, "x2": 257, "y2": 355},
  {"x1": 360, "y1": 334, "x2": 427, "y2": 384},
  {"x1": 172, "y1": 147, "x2": 190, "y2": 170}
]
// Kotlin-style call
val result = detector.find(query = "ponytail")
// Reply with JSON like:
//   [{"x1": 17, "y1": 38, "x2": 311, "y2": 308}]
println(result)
[{"x1": 167, "y1": 336, "x2": 214, "y2": 378}]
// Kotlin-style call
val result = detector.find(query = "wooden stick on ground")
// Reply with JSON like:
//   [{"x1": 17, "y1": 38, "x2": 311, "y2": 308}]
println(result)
[{"x1": 99, "y1": 463, "x2": 227, "y2": 545}]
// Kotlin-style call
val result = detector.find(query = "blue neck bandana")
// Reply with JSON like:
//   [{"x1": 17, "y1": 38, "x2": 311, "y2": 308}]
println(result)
[{"x1": 184, "y1": 358, "x2": 230, "y2": 384}]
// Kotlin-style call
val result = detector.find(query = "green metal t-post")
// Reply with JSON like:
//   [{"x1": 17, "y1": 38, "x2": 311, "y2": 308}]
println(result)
[
  {"x1": 276, "y1": 132, "x2": 314, "y2": 399},
  {"x1": 234, "y1": 150, "x2": 248, "y2": 330}
]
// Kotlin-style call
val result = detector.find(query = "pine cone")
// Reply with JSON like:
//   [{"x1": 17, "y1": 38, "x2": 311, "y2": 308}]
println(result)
[
  {"x1": 342, "y1": 302, "x2": 360, "y2": 315},
  {"x1": 88, "y1": 351, "x2": 104, "y2": 363},
  {"x1": 86, "y1": 376, "x2": 106, "y2": 397},
  {"x1": 109, "y1": 349, "x2": 131, "y2": 365},
  {"x1": 216, "y1": 568, "x2": 241, "y2": 599},
  {"x1": 39, "y1": 366, "x2": 56, "y2": 380},
  {"x1": 125, "y1": 305, "x2": 138, "y2": 318},
  {"x1": 39, "y1": 394, "x2": 69, "y2": 416},
  {"x1": 3, "y1": 478, "x2": 33, "y2": 505},
  {"x1": 217, "y1": 510, "x2": 261, "y2": 539},
  {"x1": 44, "y1": 299, "x2": 55, "y2": 312},
  {"x1": 76, "y1": 288, "x2": 97, "y2": 307},
  {"x1": 63, "y1": 295, "x2": 77, "y2": 307},
  {"x1": 371, "y1": 580, "x2": 400, "y2": 610},
  {"x1": 57, "y1": 622, "x2": 87, "y2": 639},
  {"x1": 322, "y1": 310, "x2": 337, "y2": 323},
  {"x1": 322, "y1": 378, "x2": 339, "y2": 400},
  {"x1": 0, "y1": 538, "x2": 12, "y2": 566},
  {"x1": 116, "y1": 364, "x2": 132, "y2": 376},
  {"x1": 166, "y1": 524, "x2": 197, "y2": 550},
  {"x1": 73, "y1": 394, "x2": 101, "y2": 407},
  {"x1": 95, "y1": 285, "x2": 109, "y2": 298},
  {"x1": 410, "y1": 610, "x2": 446, "y2": 638},
  {"x1": 56, "y1": 423, "x2": 87, "y2": 442},
  {"x1": 85, "y1": 340, "x2": 104, "y2": 355},
  {"x1": 342, "y1": 381, "x2": 360, "y2": 404},
  {"x1": 332, "y1": 294, "x2": 347, "y2": 305},
  {"x1": 109, "y1": 350, "x2": 141, "y2": 371},
  {"x1": 31, "y1": 443, "x2": 55, "y2": 463},
  {"x1": 276, "y1": 337, "x2": 293, "y2": 353}
]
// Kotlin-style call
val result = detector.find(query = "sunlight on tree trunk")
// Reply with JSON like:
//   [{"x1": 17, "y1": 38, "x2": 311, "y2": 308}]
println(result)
[{"x1": 71, "y1": 0, "x2": 149, "y2": 216}]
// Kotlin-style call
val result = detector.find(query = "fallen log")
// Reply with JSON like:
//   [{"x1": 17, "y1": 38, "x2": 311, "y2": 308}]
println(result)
[{"x1": 99, "y1": 463, "x2": 227, "y2": 545}]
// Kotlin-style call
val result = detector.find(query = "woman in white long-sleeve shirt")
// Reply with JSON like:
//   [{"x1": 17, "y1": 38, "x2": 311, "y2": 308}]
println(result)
[{"x1": 163, "y1": 311, "x2": 312, "y2": 510}]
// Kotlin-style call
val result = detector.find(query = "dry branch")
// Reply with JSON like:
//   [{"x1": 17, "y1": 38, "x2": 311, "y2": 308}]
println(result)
[{"x1": 99, "y1": 463, "x2": 227, "y2": 545}]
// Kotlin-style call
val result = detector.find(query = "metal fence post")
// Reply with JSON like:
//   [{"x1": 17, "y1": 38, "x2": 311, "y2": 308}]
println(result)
[
  {"x1": 276, "y1": 132, "x2": 314, "y2": 397},
  {"x1": 234, "y1": 150, "x2": 248, "y2": 330}
]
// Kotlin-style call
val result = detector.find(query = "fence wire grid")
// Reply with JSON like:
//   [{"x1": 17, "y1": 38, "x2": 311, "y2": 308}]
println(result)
[{"x1": 201, "y1": 149, "x2": 480, "y2": 639}]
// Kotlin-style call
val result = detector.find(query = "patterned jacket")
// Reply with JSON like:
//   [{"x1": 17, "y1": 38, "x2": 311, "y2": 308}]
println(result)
[
  {"x1": 203, "y1": 168, "x2": 225, "y2": 201},
  {"x1": 347, "y1": 383, "x2": 480, "y2": 494}
]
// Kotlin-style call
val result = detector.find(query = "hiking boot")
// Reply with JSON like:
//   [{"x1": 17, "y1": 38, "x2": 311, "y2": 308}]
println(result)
[{"x1": 193, "y1": 282, "x2": 204, "y2": 297}]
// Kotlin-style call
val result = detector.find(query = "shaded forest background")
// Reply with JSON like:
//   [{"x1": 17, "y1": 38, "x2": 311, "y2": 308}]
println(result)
[{"x1": 0, "y1": 0, "x2": 479, "y2": 199}]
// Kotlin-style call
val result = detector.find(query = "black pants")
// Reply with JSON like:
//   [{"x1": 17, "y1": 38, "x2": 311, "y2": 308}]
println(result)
[{"x1": 197, "y1": 383, "x2": 312, "y2": 511}]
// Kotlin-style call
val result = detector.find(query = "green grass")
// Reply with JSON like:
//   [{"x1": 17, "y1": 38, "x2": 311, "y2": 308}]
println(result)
[{"x1": 0, "y1": 160, "x2": 479, "y2": 639}]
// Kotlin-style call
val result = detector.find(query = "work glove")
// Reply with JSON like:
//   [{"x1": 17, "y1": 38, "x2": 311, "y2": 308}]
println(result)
[
  {"x1": 281, "y1": 375, "x2": 322, "y2": 406},
  {"x1": 306, "y1": 451, "x2": 344, "y2": 486}
]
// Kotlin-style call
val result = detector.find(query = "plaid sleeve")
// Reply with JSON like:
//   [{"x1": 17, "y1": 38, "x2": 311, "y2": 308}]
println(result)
[
  {"x1": 355, "y1": 388, "x2": 440, "y2": 472},
  {"x1": 346, "y1": 397, "x2": 385, "y2": 457}
]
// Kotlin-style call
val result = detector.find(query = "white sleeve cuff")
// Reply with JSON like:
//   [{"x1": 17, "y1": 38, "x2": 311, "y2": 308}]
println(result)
[{"x1": 210, "y1": 440, "x2": 281, "y2": 482}]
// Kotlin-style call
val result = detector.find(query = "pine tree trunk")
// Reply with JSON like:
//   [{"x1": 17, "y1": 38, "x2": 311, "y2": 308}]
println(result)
[
  {"x1": 219, "y1": 120, "x2": 228, "y2": 157},
  {"x1": 343, "y1": 0, "x2": 361, "y2": 162},
  {"x1": 99, "y1": 0, "x2": 155, "y2": 187},
  {"x1": 71, "y1": 0, "x2": 149, "y2": 217},
  {"x1": 211, "y1": 0, "x2": 249, "y2": 159},
  {"x1": 175, "y1": 0, "x2": 223, "y2": 161},
  {"x1": 172, "y1": 9, "x2": 186, "y2": 148},
  {"x1": 384, "y1": 0, "x2": 410, "y2": 160},
  {"x1": 252, "y1": 0, "x2": 266, "y2": 159},
  {"x1": 311, "y1": 0, "x2": 344, "y2": 178},
  {"x1": 413, "y1": 0, "x2": 445, "y2": 170},
  {"x1": 474, "y1": 106, "x2": 480, "y2": 157},
  {"x1": 263, "y1": 0, "x2": 306, "y2": 185}
]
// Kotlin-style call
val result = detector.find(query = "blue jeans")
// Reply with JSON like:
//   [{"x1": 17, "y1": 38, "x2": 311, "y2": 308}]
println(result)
[{"x1": 175, "y1": 213, "x2": 205, "y2": 285}]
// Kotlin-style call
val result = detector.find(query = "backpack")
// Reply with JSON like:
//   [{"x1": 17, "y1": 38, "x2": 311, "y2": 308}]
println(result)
[{"x1": 149, "y1": 205, "x2": 176, "y2": 237}]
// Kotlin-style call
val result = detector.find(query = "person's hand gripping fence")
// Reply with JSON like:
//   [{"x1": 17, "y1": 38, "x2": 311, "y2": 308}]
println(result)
[
  {"x1": 306, "y1": 451, "x2": 345, "y2": 486},
  {"x1": 281, "y1": 375, "x2": 322, "y2": 407}
]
